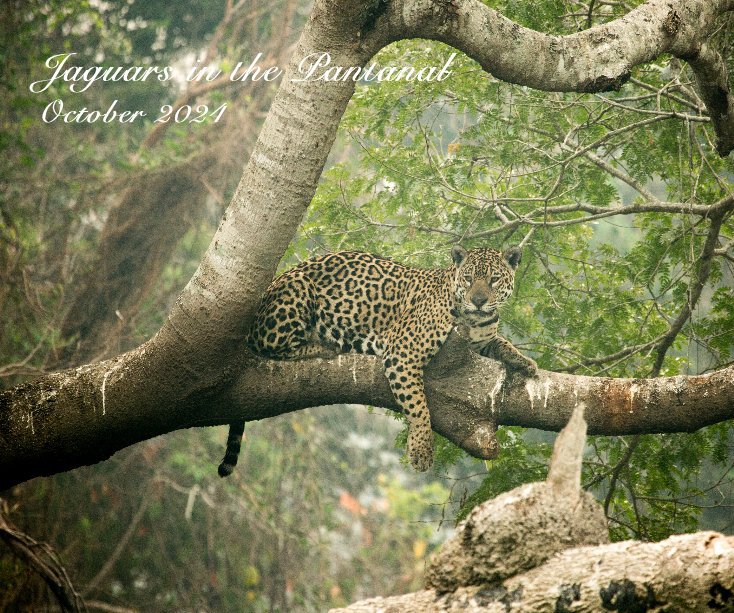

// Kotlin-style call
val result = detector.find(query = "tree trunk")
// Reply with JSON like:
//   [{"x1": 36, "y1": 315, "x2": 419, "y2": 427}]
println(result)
[{"x1": 335, "y1": 532, "x2": 734, "y2": 613}]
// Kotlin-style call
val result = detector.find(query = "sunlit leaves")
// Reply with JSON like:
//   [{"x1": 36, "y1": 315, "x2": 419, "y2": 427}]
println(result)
[
  {"x1": 297, "y1": 18, "x2": 734, "y2": 541},
  {"x1": 456, "y1": 428, "x2": 551, "y2": 522}
]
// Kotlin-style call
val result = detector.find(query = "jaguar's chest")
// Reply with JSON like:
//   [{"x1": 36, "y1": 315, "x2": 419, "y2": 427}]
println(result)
[{"x1": 457, "y1": 310, "x2": 500, "y2": 344}]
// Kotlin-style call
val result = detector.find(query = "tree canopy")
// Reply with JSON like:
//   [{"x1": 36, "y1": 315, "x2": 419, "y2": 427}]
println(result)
[{"x1": 1, "y1": 0, "x2": 733, "y2": 610}]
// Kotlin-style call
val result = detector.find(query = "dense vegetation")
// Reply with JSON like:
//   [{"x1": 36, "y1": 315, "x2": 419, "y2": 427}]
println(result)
[{"x1": 1, "y1": 0, "x2": 732, "y2": 610}]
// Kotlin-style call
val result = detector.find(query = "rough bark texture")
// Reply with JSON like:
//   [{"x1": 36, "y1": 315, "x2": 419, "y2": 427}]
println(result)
[
  {"x1": 335, "y1": 532, "x2": 734, "y2": 612},
  {"x1": 335, "y1": 405, "x2": 734, "y2": 613},
  {"x1": 2, "y1": 331, "x2": 734, "y2": 489},
  {"x1": 2, "y1": 0, "x2": 734, "y2": 488},
  {"x1": 425, "y1": 404, "x2": 607, "y2": 592}
]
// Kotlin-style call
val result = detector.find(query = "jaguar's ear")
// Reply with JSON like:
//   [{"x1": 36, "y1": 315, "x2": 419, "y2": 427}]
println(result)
[
  {"x1": 504, "y1": 246, "x2": 522, "y2": 269},
  {"x1": 451, "y1": 245, "x2": 468, "y2": 266}
]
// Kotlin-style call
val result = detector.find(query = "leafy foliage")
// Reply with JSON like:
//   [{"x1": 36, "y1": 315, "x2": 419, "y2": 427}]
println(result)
[
  {"x1": 2, "y1": 0, "x2": 734, "y2": 610},
  {"x1": 294, "y1": 9, "x2": 734, "y2": 541}
]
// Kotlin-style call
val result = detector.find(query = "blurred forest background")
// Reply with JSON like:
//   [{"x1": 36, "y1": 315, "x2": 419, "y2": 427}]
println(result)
[{"x1": 1, "y1": 0, "x2": 733, "y2": 611}]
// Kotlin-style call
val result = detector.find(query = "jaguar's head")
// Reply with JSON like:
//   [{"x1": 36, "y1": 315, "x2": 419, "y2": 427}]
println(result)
[{"x1": 451, "y1": 245, "x2": 521, "y2": 314}]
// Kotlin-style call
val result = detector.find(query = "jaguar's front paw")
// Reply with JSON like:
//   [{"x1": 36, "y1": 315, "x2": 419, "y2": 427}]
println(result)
[
  {"x1": 503, "y1": 354, "x2": 538, "y2": 380},
  {"x1": 514, "y1": 355, "x2": 538, "y2": 377}
]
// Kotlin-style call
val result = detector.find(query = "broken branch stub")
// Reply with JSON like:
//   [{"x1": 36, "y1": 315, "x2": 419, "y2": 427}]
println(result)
[{"x1": 424, "y1": 404, "x2": 608, "y2": 592}]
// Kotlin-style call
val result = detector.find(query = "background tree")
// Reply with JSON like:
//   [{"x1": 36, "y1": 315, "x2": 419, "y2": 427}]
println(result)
[
  {"x1": 1, "y1": 0, "x2": 733, "y2": 610},
  {"x1": 1, "y1": 1, "x2": 453, "y2": 609}
]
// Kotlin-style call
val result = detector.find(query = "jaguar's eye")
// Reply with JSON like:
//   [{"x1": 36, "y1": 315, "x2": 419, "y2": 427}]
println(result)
[
  {"x1": 463, "y1": 273, "x2": 473, "y2": 284},
  {"x1": 488, "y1": 275, "x2": 499, "y2": 287}
]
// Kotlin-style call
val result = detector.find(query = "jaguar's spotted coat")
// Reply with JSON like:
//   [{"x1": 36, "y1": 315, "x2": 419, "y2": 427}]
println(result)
[{"x1": 219, "y1": 246, "x2": 537, "y2": 475}]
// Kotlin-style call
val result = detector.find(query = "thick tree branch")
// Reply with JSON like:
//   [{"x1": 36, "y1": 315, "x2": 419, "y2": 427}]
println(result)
[
  {"x1": 336, "y1": 532, "x2": 734, "y2": 612},
  {"x1": 375, "y1": 0, "x2": 734, "y2": 155},
  {"x1": 2, "y1": 333, "x2": 733, "y2": 489}
]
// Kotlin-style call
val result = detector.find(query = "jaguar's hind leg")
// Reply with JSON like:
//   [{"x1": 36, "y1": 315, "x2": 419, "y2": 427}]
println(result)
[
  {"x1": 383, "y1": 354, "x2": 434, "y2": 472},
  {"x1": 249, "y1": 271, "x2": 320, "y2": 358}
]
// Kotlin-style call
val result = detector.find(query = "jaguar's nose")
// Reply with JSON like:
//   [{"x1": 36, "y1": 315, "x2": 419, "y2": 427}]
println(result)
[{"x1": 471, "y1": 294, "x2": 488, "y2": 308}]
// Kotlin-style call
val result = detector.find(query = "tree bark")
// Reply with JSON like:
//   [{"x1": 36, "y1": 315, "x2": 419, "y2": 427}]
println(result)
[
  {"x1": 2, "y1": 0, "x2": 734, "y2": 488},
  {"x1": 334, "y1": 532, "x2": 734, "y2": 612},
  {"x1": 2, "y1": 333, "x2": 733, "y2": 489},
  {"x1": 334, "y1": 405, "x2": 734, "y2": 613}
]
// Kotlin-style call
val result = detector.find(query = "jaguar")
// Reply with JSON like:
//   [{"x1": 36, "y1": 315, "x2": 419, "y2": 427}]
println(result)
[{"x1": 219, "y1": 245, "x2": 537, "y2": 476}]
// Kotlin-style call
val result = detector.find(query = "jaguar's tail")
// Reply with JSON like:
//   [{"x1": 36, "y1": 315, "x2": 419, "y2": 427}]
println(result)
[{"x1": 218, "y1": 419, "x2": 245, "y2": 477}]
